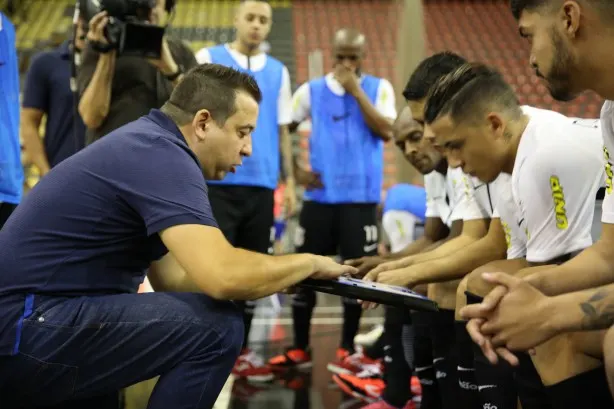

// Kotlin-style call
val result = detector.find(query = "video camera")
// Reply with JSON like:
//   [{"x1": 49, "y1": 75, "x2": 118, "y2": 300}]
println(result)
[{"x1": 80, "y1": 0, "x2": 173, "y2": 58}]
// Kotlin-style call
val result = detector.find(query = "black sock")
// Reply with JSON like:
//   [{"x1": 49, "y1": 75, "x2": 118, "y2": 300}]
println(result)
[
  {"x1": 455, "y1": 320, "x2": 479, "y2": 409},
  {"x1": 412, "y1": 311, "x2": 442, "y2": 409},
  {"x1": 382, "y1": 308, "x2": 413, "y2": 407},
  {"x1": 242, "y1": 300, "x2": 256, "y2": 348},
  {"x1": 430, "y1": 310, "x2": 459, "y2": 409},
  {"x1": 340, "y1": 298, "x2": 362, "y2": 352},
  {"x1": 515, "y1": 352, "x2": 553, "y2": 409},
  {"x1": 292, "y1": 288, "x2": 316, "y2": 350},
  {"x1": 363, "y1": 331, "x2": 386, "y2": 359},
  {"x1": 466, "y1": 292, "x2": 518, "y2": 409},
  {"x1": 401, "y1": 323, "x2": 415, "y2": 368},
  {"x1": 546, "y1": 366, "x2": 613, "y2": 408}
]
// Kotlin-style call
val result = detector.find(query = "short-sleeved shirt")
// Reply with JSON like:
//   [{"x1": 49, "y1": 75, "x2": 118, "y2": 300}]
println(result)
[
  {"x1": 600, "y1": 101, "x2": 614, "y2": 223},
  {"x1": 492, "y1": 175, "x2": 527, "y2": 259},
  {"x1": 291, "y1": 73, "x2": 397, "y2": 123},
  {"x1": 22, "y1": 41, "x2": 86, "y2": 167},
  {"x1": 77, "y1": 38, "x2": 197, "y2": 144},
  {"x1": 195, "y1": 45, "x2": 292, "y2": 126},
  {"x1": 0, "y1": 109, "x2": 218, "y2": 356},
  {"x1": 424, "y1": 166, "x2": 467, "y2": 227},
  {"x1": 511, "y1": 106, "x2": 604, "y2": 263}
]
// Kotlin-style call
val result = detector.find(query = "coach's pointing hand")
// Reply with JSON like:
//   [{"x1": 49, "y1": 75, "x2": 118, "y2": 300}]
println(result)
[{"x1": 310, "y1": 256, "x2": 358, "y2": 280}]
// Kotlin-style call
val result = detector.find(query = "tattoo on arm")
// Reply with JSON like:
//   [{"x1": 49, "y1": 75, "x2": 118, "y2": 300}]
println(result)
[{"x1": 580, "y1": 290, "x2": 614, "y2": 330}]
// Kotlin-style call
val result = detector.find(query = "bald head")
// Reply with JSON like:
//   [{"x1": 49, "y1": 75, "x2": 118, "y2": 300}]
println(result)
[
  {"x1": 394, "y1": 106, "x2": 421, "y2": 140},
  {"x1": 334, "y1": 28, "x2": 366, "y2": 48},
  {"x1": 333, "y1": 28, "x2": 366, "y2": 74}
]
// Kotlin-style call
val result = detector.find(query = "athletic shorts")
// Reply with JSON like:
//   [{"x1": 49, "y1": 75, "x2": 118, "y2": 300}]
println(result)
[
  {"x1": 207, "y1": 185, "x2": 275, "y2": 254},
  {"x1": 295, "y1": 201, "x2": 378, "y2": 260}
]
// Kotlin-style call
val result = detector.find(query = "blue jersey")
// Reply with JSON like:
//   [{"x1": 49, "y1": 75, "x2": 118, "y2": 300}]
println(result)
[
  {"x1": 304, "y1": 75, "x2": 384, "y2": 204},
  {"x1": 207, "y1": 45, "x2": 283, "y2": 190},
  {"x1": 0, "y1": 13, "x2": 24, "y2": 204},
  {"x1": 384, "y1": 183, "x2": 427, "y2": 221}
]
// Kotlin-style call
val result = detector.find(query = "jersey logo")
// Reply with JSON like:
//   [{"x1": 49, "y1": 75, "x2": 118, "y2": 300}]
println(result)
[
  {"x1": 332, "y1": 113, "x2": 350, "y2": 122},
  {"x1": 549, "y1": 176, "x2": 569, "y2": 230},
  {"x1": 604, "y1": 147, "x2": 613, "y2": 195}
]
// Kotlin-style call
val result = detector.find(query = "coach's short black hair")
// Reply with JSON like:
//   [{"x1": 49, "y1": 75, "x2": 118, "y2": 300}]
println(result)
[
  {"x1": 162, "y1": 63, "x2": 262, "y2": 126},
  {"x1": 424, "y1": 62, "x2": 521, "y2": 126},
  {"x1": 402, "y1": 52, "x2": 468, "y2": 102},
  {"x1": 511, "y1": 0, "x2": 614, "y2": 20}
]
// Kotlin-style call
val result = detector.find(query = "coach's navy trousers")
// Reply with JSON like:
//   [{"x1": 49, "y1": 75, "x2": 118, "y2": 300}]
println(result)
[{"x1": 0, "y1": 292, "x2": 243, "y2": 408}]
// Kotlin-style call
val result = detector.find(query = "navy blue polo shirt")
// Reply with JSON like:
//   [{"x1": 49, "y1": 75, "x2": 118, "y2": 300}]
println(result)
[
  {"x1": 22, "y1": 41, "x2": 86, "y2": 167},
  {"x1": 0, "y1": 109, "x2": 218, "y2": 356}
]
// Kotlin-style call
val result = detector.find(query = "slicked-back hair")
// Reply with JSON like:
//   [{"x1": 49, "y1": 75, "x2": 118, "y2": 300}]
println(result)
[
  {"x1": 402, "y1": 52, "x2": 468, "y2": 101},
  {"x1": 424, "y1": 62, "x2": 521, "y2": 126},
  {"x1": 163, "y1": 63, "x2": 262, "y2": 126}
]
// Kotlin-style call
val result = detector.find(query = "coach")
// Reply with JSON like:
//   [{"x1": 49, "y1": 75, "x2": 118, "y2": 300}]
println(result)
[{"x1": 0, "y1": 64, "x2": 353, "y2": 408}]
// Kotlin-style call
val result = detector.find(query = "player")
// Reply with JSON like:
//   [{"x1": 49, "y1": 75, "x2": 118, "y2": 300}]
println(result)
[
  {"x1": 458, "y1": 0, "x2": 614, "y2": 398},
  {"x1": 266, "y1": 28, "x2": 397, "y2": 374},
  {"x1": 195, "y1": 0, "x2": 296, "y2": 381},
  {"x1": 425, "y1": 62, "x2": 610, "y2": 408}
]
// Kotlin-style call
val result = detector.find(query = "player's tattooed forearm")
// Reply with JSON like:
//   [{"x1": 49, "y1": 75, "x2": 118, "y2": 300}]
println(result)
[{"x1": 580, "y1": 289, "x2": 614, "y2": 330}]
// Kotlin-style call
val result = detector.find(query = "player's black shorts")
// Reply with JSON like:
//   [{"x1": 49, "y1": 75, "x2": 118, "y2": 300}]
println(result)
[
  {"x1": 295, "y1": 201, "x2": 378, "y2": 260},
  {"x1": 207, "y1": 185, "x2": 274, "y2": 254},
  {"x1": 547, "y1": 366, "x2": 614, "y2": 408}
]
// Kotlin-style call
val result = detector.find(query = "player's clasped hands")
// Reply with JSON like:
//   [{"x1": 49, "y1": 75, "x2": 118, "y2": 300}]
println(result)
[{"x1": 460, "y1": 272, "x2": 558, "y2": 366}]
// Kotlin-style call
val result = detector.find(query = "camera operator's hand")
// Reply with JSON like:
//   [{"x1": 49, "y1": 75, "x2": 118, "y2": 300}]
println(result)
[
  {"x1": 87, "y1": 11, "x2": 110, "y2": 45},
  {"x1": 148, "y1": 37, "x2": 180, "y2": 79}
]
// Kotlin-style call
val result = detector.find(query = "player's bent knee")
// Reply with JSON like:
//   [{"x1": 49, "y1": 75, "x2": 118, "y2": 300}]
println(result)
[
  {"x1": 603, "y1": 326, "x2": 614, "y2": 396},
  {"x1": 465, "y1": 267, "x2": 497, "y2": 298},
  {"x1": 570, "y1": 330, "x2": 606, "y2": 360}
]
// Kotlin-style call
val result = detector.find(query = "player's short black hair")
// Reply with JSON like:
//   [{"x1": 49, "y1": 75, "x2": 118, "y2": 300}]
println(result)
[
  {"x1": 424, "y1": 62, "x2": 521, "y2": 126},
  {"x1": 510, "y1": 0, "x2": 551, "y2": 19},
  {"x1": 511, "y1": 0, "x2": 614, "y2": 20},
  {"x1": 402, "y1": 52, "x2": 468, "y2": 102},
  {"x1": 163, "y1": 63, "x2": 262, "y2": 126}
]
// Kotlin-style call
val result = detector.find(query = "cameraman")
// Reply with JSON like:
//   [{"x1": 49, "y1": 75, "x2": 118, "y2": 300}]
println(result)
[{"x1": 78, "y1": 0, "x2": 197, "y2": 144}]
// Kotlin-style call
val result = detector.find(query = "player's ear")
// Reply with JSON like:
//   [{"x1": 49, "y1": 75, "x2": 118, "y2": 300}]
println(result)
[{"x1": 486, "y1": 112, "x2": 504, "y2": 139}]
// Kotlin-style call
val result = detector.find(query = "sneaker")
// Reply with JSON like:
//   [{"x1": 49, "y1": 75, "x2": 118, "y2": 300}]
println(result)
[
  {"x1": 232, "y1": 349, "x2": 274, "y2": 382},
  {"x1": 410, "y1": 376, "x2": 421, "y2": 396},
  {"x1": 328, "y1": 348, "x2": 382, "y2": 376},
  {"x1": 354, "y1": 324, "x2": 384, "y2": 347},
  {"x1": 332, "y1": 373, "x2": 385, "y2": 403},
  {"x1": 268, "y1": 347, "x2": 312, "y2": 370},
  {"x1": 360, "y1": 400, "x2": 416, "y2": 409}
]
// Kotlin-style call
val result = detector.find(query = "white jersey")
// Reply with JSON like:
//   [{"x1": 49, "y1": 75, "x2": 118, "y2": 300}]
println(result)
[
  {"x1": 424, "y1": 167, "x2": 468, "y2": 227},
  {"x1": 510, "y1": 106, "x2": 604, "y2": 263},
  {"x1": 600, "y1": 101, "x2": 614, "y2": 223},
  {"x1": 460, "y1": 174, "x2": 510, "y2": 221},
  {"x1": 493, "y1": 174, "x2": 527, "y2": 259}
]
